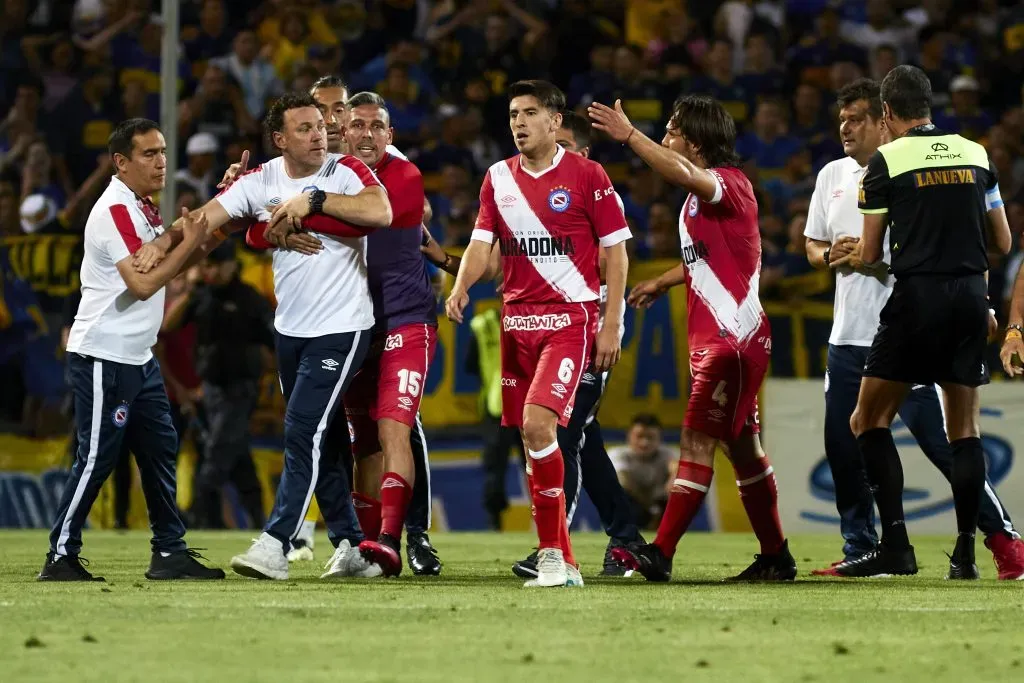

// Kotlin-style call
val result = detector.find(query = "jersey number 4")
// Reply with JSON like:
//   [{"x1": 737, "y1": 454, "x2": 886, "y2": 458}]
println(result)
[
  {"x1": 397, "y1": 369, "x2": 422, "y2": 397},
  {"x1": 712, "y1": 381, "x2": 729, "y2": 407}
]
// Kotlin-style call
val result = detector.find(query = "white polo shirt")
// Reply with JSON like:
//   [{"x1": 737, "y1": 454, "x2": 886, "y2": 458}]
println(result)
[
  {"x1": 216, "y1": 153, "x2": 380, "y2": 337},
  {"x1": 67, "y1": 176, "x2": 166, "y2": 365},
  {"x1": 804, "y1": 156, "x2": 894, "y2": 347}
]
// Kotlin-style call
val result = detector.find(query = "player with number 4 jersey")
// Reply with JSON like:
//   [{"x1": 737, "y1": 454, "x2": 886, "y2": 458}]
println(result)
[
  {"x1": 591, "y1": 94, "x2": 795, "y2": 582},
  {"x1": 447, "y1": 81, "x2": 631, "y2": 588}
]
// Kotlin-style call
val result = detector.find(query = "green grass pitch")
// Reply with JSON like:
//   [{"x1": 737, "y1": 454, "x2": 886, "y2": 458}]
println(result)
[{"x1": 1, "y1": 530, "x2": 1021, "y2": 683}]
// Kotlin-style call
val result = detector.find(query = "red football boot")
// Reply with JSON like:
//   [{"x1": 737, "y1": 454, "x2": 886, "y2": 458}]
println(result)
[
  {"x1": 359, "y1": 533, "x2": 403, "y2": 577},
  {"x1": 985, "y1": 533, "x2": 1024, "y2": 581}
]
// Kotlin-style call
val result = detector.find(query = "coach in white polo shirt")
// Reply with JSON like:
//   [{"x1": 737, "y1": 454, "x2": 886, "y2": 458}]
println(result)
[
  {"x1": 804, "y1": 79, "x2": 1022, "y2": 577},
  {"x1": 137, "y1": 92, "x2": 392, "y2": 580},
  {"x1": 40, "y1": 118, "x2": 224, "y2": 582}
]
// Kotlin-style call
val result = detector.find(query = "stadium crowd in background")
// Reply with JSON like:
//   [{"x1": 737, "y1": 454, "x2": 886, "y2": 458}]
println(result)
[{"x1": 1, "y1": 1, "x2": 1024, "y2": 486}]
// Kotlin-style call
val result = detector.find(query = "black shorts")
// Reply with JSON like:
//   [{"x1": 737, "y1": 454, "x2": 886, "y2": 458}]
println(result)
[{"x1": 863, "y1": 274, "x2": 990, "y2": 387}]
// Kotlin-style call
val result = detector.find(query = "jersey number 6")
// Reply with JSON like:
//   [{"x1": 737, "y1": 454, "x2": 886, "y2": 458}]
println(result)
[{"x1": 557, "y1": 358, "x2": 575, "y2": 384}]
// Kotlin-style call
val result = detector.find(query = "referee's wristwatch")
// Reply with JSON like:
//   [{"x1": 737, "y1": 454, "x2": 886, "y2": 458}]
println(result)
[
  {"x1": 823, "y1": 247, "x2": 831, "y2": 265},
  {"x1": 308, "y1": 189, "x2": 326, "y2": 214},
  {"x1": 1007, "y1": 323, "x2": 1024, "y2": 340}
]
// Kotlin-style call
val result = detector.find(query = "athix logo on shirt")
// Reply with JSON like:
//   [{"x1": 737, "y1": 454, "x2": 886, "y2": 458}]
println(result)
[
  {"x1": 384, "y1": 333, "x2": 403, "y2": 351},
  {"x1": 548, "y1": 186, "x2": 571, "y2": 212},
  {"x1": 503, "y1": 313, "x2": 571, "y2": 332},
  {"x1": 322, "y1": 358, "x2": 339, "y2": 371}
]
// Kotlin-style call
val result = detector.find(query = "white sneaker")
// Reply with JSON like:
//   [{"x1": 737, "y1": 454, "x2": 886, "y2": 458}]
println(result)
[
  {"x1": 566, "y1": 564, "x2": 584, "y2": 587},
  {"x1": 287, "y1": 544, "x2": 315, "y2": 563},
  {"x1": 231, "y1": 533, "x2": 289, "y2": 580},
  {"x1": 320, "y1": 540, "x2": 383, "y2": 579},
  {"x1": 523, "y1": 548, "x2": 567, "y2": 588},
  {"x1": 287, "y1": 521, "x2": 316, "y2": 562}
]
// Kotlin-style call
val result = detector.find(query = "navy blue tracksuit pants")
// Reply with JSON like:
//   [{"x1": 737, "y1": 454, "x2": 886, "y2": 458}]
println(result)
[
  {"x1": 49, "y1": 354, "x2": 186, "y2": 556},
  {"x1": 560, "y1": 365, "x2": 642, "y2": 543},
  {"x1": 267, "y1": 330, "x2": 369, "y2": 551},
  {"x1": 825, "y1": 344, "x2": 1015, "y2": 559}
]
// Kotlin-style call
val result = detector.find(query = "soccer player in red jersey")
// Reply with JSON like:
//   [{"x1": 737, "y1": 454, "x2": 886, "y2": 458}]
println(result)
[
  {"x1": 446, "y1": 80, "x2": 632, "y2": 588},
  {"x1": 589, "y1": 95, "x2": 797, "y2": 581}
]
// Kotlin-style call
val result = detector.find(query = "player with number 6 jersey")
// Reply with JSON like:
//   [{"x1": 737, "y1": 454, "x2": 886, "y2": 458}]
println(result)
[
  {"x1": 591, "y1": 94, "x2": 794, "y2": 583},
  {"x1": 447, "y1": 80, "x2": 632, "y2": 588}
]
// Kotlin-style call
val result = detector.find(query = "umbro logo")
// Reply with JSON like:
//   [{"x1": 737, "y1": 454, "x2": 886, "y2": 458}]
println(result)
[
  {"x1": 398, "y1": 396, "x2": 413, "y2": 409},
  {"x1": 268, "y1": 197, "x2": 282, "y2": 206},
  {"x1": 500, "y1": 194, "x2": 517, "y2": 204},
  {"x1": 552, "y1": 383, "x2": 566, "y2": 393},
  {"x1": 382, "y1": 477, "x2": 405, "y2": 489},
  {"x1": 322, "y1": 358, "x2": 339, "y2": 371},
  {"x1": 538, "y1": 488, "x2": 562, "y2": 498}
]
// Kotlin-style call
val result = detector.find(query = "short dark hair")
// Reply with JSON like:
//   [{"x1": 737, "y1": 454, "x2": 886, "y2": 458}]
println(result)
[
  {"x1": 108, "y1": 118, "x2": 161, "y2": 158},
  {"x1": 668, "y1": 94, "x2": 739, "y2": 168},
  {"x1": 880, "y1": 65, "x2": 932, "y2": 121},
  {"x1": 507, "y1": 80, "x2": 566, "y2": 112},
  {"x1": 311, "y1": 75, "x2": 346, "y2": 93},
  {"x1": 837, "y1": 78, "x2": 882, "y2": 120},
  {"x1": 631, "y1": 413, "x2": 661, "y2": 429},
  {"x1": 264, "y1": 92, "x2": 320, "y2": 135},
  {"x1": 347, "y1": 91, "x2": 390, "y2": 124},
  {"x1": 559, "y1": 110, "x2": 591, "y2": 150}
]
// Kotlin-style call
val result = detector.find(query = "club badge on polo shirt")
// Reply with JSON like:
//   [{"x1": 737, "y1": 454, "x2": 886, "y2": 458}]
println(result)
[{"x1": 111, "y1": 402, "x2": 130, "y2": 428}]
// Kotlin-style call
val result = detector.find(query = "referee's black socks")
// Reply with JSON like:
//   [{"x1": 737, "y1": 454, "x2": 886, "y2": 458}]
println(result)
[
  {"x1": 857, "y1": 428, "x2": 910, "y2": 550},
  {"x1": 950, "y1": 437, "x2": 986, "y2": 548}
]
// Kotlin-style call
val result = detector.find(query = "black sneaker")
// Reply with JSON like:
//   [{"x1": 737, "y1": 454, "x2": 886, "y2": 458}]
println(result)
[
  {"x1": 38, "y1": 552, "x2": 105, "y2": 582},
  {"x1": 602, "y1": 536, "x2": 646, "y2": 577},
  {"x1": 833, "y1": 544, "x2": 918, "y2": 578},
  {"x1": 610, "y1": 542, "x2": 672, "y2": 582},
  {"x1": 947, "y1": 534, "x2": 980, "y2": 580},
  {"x1": 512, "y1": 548, "x2": 539, "y2": 579},
  {"x1": 727, "y1": 539, "x2": 798, "y2": 581},
  {"x1": 407, "y1": 532, "x2": 442, "y2": 576},
  {"x1": 145, "y1": 549, "x2": 226, "y2": 580}
]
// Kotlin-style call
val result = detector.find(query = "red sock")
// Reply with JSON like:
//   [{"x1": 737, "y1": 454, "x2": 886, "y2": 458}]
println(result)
[
  {"x1": 734, "y1": 456, "x2": 785, "y2": 555},
  {"x1": 558, "y1": 509, "x2": 576, "y2": 567},
  {"x1": 379, "y1": 472, "x2": 412, "y2": 540},
  {"x1": 352, "y1": 492, "x2": 381, "y2": 541},
  {"x1": 654, "y1": 460, "x2": 714, "y2": 558},
  {"x1": 529, "y1": 442, "x2": 567, "y2": 556}
]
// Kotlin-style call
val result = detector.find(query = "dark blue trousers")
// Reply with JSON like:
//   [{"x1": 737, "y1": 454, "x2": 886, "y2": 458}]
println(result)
[
  {"x1": 49, "y1": 354, "x2": 186, "y2": 556},
  {"x1": 561, "y1": 366, "x2": 642, "y2": 543},
  {"x1": 825, "y1": 344, "x2": 1015, "y2": 559},
  {"x1": 267, "y1": 330, "x2": 369, "y2": 551},
  {"x1": 405, "y1": 413, "x2": 431, "y2": 535}
]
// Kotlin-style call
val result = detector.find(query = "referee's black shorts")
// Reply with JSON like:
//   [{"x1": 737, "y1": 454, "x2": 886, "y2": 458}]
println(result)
[{"x1": 864, "y1": 273, "x2": 990, "y2": 387}]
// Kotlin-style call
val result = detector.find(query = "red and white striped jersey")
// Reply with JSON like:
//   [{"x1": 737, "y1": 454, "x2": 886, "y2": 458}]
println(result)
[
  {"x1": 473, "y1": 146, "x2": 631, "y2": 305},
  {"x1": 679, "y1": 166, "x2": 769, "y2": 351}
]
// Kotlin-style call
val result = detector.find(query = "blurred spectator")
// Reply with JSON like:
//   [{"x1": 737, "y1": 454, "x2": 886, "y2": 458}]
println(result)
[
  {"x1": 736, "y1": 31, "x2": 785, "y2": 99},
  {"x1": 179, "y1": 63, "x2": 258, "y2": 148},
  {"x1": 175, "y1": 132, "x2": 218, "y2": 203},
  {"x1": 56, "y1": 68, "x2": 118, "y2": 185},
  {"x1": 267, "y1": 9, "x2": 314, "y2": 82},
  {"x1": 737, "y1": 98, "x2": 803, "y2": 181},
  {"x1": 596, "y1": 45, "x2": 665, "y2": 139},
  {"x1": 618, "y1": 165, "x2": 667, "y2": 234},
  {"x1": 840, "y1": 0, "x2": 912, "y2": 59},
  {"x1": 22, "y1": 36, "x2": 79, "y2": 109},
  {"x1": 257, "y1": 0, "x2": 338, "y2": 54},
  {"x1": 786, "y1": 8, "x2": 866, "y2": 90},
  {"x1": 183, "y1": 0, "x2": 235, "y2": 79},
  {"x1": 566, "y1": 45, "x2": 616, "y2": 110},
  {"x1": 113, "y1": 14, "x2": 191, "y2": 121},
  {"x1": 210, "y1": 29, "x2": 283, "y2": 120},
  {"x1": 20, "y1": 140, "x2": 68, "y2": 208},
  {"x1": 550, "y1": 0, "x2": 620, "y2": 90},
  {"x1": 379, "y1": 64, "x2": 430, "y2": 147},
  {"x1": 690, "y1": 39, "x2": 751, "y2": 125},
  {"x1": 791, "y1": 83, "x2": 842, "y2": 171},
  {"x1": 468, "y1": 3, "x2": 549, "y2": 96},
  {"x1": 641, "y1": 201, "x2": 678, "y2": 260},
  {"x1": 934, "y1": 75, "x2": 994, "y2": 141},
  {"x1": 120, "y1": 78, "x2": 148, "y2": 119},
  {"x1": 990, "y1": 145, "x2": 1022, "y2": 200},
  {"x1": 649, "y1": 8, "x2": 703, "y2": 82},
  {"x1": 763, "y1": 148, "x2": 814, "y2": 220},
  {"x1": 868, "y1": 44, "x2": 899, "y2": 83},
  {"x1": 914, "y1": 25, "x2": 953, "y2": 109},
  {"x1": 608, "y1": 413, "x2": 676, "y2": 530},
  {"x1": 0, "y1": 177, "x2": 18, "y2": 236},
  {"x1": 355, "y1": 40, "x2": 434, "y2": 102}
]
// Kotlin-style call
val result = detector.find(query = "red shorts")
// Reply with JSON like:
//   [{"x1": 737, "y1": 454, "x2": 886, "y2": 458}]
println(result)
[
  {"x1": 344, "y1": 323, "x2": 436, "y2": 457},
  {"x1": 500, "y1": 301, "x2": 598, "y2": 428},
  {"x1": 684, "y1": 344, "x2": 767, "y2": 442}
]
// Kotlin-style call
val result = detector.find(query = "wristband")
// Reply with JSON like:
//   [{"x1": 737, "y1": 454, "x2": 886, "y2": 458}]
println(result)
[
  {"x1": 1008, "y1": 324, "x2": 1024, "y2": 339},
  {"x1": 823, "y1": 247, "x2": 831, "y2": 265},
  {"x1": 211, "y1": 227, "x2": 227, "y2": 242},
  {"x1": 624, "y1": 127, "x2": 636, "y2": 145}
]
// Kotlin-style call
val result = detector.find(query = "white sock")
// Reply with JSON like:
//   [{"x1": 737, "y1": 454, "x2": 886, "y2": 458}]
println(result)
[{"x1": 298, "y1": 520, "x2": 316, "y2": 546}]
